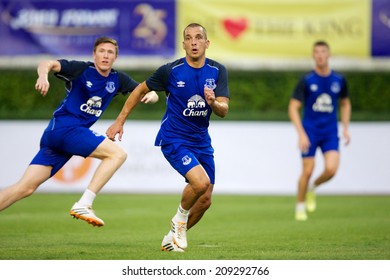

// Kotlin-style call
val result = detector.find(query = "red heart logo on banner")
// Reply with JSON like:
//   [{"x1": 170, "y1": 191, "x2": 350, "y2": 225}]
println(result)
[{"x1": 223, "y1": 18, "x2": 248, "y2": 39}]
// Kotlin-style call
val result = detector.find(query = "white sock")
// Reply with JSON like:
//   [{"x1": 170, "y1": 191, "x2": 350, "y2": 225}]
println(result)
[
  {"x1": 78, "y1": 189, "x2": 96, "y2": 206},
  {"x1": 296, "y1": 202, "x2": 305, "y2": 212},
  {"x1": 167, "y1": 205, "x2": 189, "y2": 236},
  {"x1": 308, "y1": 182, "x2": 318, "y2": 192},
  {"x1": 172, "y1": 204, "x2": 189, "y2": 223}
]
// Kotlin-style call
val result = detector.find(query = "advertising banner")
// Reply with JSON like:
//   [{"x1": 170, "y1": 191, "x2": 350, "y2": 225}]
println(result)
[
  {"x1": 178, "y1": 0, "x2": 371, "y2": 59},
  {"x1": 0, "y1": 0, "x2": 175, "y2": 56},
  {"x1": 0, "y1": 121, "x2": 389, "y2": 195},
  {"x1": 371, "y1": 0, "x2": 390, "y2": 56},
  {"x1": 0, "y1": 0, "x2": 389, "y2": 68}
]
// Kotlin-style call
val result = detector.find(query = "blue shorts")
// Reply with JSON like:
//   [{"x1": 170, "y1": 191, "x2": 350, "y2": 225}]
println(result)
[
  {"x1": 30, "y1": 126, "x2": 105, "y2": 177},
  {"x1": 161, "y1": 143, "x2": 215, "y2": 184},
  {"x1": 302, "y1": 130, "x2": 339, "y2": 157}
]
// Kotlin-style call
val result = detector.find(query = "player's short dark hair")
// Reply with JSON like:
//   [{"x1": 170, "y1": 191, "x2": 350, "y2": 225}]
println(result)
[
  {"x1": 94, "y1": 36, "x2": 119, "y2": 56},
  {"x1": 183, "y1": 23, "x2": 208, "y2": 39},
  {"x1": 313, "y1": 40, "x2": 330, "y2": 49}
]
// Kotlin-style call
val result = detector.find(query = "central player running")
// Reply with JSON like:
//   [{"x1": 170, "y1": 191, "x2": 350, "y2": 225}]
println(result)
[{"x1": 106, "y1": 23, "x2": 230, "y2": 252}]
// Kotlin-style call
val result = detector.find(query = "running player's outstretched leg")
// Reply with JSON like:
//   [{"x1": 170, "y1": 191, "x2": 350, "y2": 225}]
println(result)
[{"x1": 0, "y1": 165, "x2": 51, "y2": 212}]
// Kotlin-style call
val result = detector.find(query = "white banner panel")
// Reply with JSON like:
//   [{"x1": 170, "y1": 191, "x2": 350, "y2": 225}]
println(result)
[{"x1": 0, "y1": 121, "x2": 389, "y2": 195}]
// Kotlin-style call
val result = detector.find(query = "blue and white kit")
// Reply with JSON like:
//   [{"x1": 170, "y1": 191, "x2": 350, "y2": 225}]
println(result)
[
  {"x1": 31, "y1": 59, "x2": 139, "y2": 176},
  {"x1": 146, "y1": 57, "x2": 230, "y2": 183},
  {"x1": 292, "y1": 70, "x2": 349, "y2": 157}
]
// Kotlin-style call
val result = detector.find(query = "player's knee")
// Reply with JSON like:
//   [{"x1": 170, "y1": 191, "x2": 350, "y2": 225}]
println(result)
[
  {"x1": 302, "y1": 169, "x2": 313, "y2": 179},
  {"x1": 200, "y1": 180, "x2": 211, "y2": 195},
  {"x1": 24, "y1": 188, "x2": 35, "y2": 197},
  {"x1": 325, "y1": 166, "x2": 337, "y2": 178},
  {"x1": 192, "y1": 179, "x2": 210, "y2": 197},
  {"x1": 17, "y1": 183, "x2": 37, "y2": 198},
  {"x1": 114, "y1": 148, "x2": 127, "y2": 165}
]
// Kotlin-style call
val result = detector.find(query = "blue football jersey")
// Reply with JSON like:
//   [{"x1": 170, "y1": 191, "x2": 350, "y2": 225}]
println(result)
[
  {"x1": 146, "y1": 58, "x2": 230, "y2": 147},
  {"x1": 292, "y1": 70, "x2": 348, "y2": 135},
  {"x1": 48, "y1": 59, "x2": 139, "y2": 129}
]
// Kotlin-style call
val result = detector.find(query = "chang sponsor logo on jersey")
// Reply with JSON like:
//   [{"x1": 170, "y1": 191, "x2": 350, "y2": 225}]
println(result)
[
  {"x1": 80, "y1": 96, "x2": 103, "y2": 117},
  {"x1": 183, "y1": 94, "x2": 208, "y2": 117},
  {"x1": 312, "y1": 93, "x2": 334, "y2": 113}
]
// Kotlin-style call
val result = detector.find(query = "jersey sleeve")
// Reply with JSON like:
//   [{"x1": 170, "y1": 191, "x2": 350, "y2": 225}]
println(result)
[
  {"x1": 117, "y1": 71, "x2": 139, "y2": 96},
  {"x1": 339, "y1": 76, "x2": 349, "y2": 99},
  {"x1": 145, "y1": 64, "x2": 170, "y2": 92},
  {"x1": 292, "y1": 76, "x2": 306, "y2": 102},
  {"x1": 215, "y1": 63, "x2": 230, "y2": 98},
  {"x1": 54, "y1": 59, "x2": 89, "y2": 82}
]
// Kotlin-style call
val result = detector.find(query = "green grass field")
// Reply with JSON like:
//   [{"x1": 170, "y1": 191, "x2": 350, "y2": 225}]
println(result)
[{"x1": 0, "y1": 193, "x2": 389, "y2": 260}]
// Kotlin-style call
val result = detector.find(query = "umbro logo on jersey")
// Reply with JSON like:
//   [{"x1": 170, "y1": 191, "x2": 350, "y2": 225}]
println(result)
[
  {"x1": 86, "y1": 81, "x2": 93, "y2": 88},
  {"x1": 310, "y1": 84, "x2": 318, "y2": 92},
  {"x1": 177, "y1": 81, "x2": 185, "y2": 88}
]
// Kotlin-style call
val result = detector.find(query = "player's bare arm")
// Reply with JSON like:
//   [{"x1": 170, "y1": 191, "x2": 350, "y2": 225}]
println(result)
[
  {"x1": 288, "y1": 98, "x2": 310, "y2": 153},
  {"x1": 340, "y1": 97, "x2": 352, "y2": 145},
  {"x1": 35, "y1": 60, "x2": 61, "y2": 96},
  {"x1": 106, "y1": 81, "x2": 151, "y2": 141},
  {"x1": 204, "y1": 87, "x2": 229, "y2": 118}
]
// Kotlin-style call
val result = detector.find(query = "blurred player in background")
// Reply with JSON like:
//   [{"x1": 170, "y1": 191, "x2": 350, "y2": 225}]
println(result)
[
  {"x1": 288, "y1": 40, "x2": 351, "y2": 221},
  {"x1": 106, "y1": 23, "x2": 230, "y2": 252},
  {"x1": 0, "y1": 36, "x2": 158, "y2": 226}
]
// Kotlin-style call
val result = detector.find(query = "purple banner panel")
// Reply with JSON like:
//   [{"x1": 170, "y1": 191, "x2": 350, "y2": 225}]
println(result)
[
  {"x1": 0, "y1": 0, "x2": 175, "y2": 56},
  {"x1": 372, "y1": 0, "x2": 390, "y2": 56}
]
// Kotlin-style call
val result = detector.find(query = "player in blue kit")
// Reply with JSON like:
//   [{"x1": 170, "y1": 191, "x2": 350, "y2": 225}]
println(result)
[
  {"x1": 0, "y1": 36, "x2": 158, "y2": 226},
  {"x1": 106, "y1": 23, "x2": 230, "y2": 251},
  {"x1": 288, "y1": 41, "x2": 352, "y2": 221}
]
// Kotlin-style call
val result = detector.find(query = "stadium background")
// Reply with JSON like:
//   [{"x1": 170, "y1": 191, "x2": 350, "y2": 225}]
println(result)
[{"x1": 0, "y1": 0, "x2": 389, "y2": 195}]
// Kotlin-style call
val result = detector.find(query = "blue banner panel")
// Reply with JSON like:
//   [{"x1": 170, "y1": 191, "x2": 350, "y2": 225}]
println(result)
[
  {"x1": 0, "y1": 0, "x2": 175, "y2": 56},
  {"x1": 371, "y1": 0, "x2": 390, "y2": 56}
]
